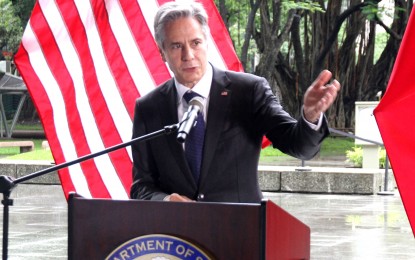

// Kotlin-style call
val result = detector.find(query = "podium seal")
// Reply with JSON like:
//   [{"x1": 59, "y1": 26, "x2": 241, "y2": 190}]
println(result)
[{"x1": 106, "y1": 234, "x2": 212, "y2": 260}]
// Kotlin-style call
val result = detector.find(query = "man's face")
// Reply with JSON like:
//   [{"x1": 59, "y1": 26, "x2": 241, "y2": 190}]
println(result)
[{"x1": 160, "y1": 17, "x2": 208, "y2": 88}]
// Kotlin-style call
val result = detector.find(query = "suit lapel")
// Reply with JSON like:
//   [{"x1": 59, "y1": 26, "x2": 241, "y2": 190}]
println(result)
[
  {"x1": 158, "y1": 80, "x2": 198, "y2": 188},
  {"x1": 199, "y1": 68, "x2": 231, "y2": 186}
]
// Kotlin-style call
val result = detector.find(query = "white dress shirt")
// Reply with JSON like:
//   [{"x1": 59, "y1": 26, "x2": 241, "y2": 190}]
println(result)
[{"x1": 175, "y1": 64, "x2": 212, "y2": 123}]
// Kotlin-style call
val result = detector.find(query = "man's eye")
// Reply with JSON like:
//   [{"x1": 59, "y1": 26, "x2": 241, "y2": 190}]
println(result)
[{"x1": 172, "y1": 44, "x2": 182, "y2": 49}]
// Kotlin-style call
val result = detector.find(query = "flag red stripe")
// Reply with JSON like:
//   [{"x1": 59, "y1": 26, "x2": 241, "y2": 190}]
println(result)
[
  {"x1": 86, "y1": 1, "x2": 135, "y2": 193},
  {"x1": 55, "y1": 0, "x2": 120, "y2": 197},
  {"x1": 58, "y1": 0, "x2": 131, "y2": 196},
  {"x1": 157, "y1": 0, "x2": 171, "y2": 6},
  {"x1": 120, "y1": 0, "x2": 171, "y2": 87},
  {"x1": 18, "y1": 4, "x2": 91, "y2": 197},
  {"x1": 14, "y1": 38, "x2": 76, "y2": 198},
  {"x1": 90, "y1": 0, "x2": 139, "y2": 118},
  {"x1": 32, "y1": 2, "x2": 111, "y2": 198}
]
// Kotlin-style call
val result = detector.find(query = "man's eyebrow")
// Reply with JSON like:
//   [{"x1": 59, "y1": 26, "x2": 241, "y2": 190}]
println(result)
[{"x1": 167, "y1": 41, "x2": 182, "y2": 47}]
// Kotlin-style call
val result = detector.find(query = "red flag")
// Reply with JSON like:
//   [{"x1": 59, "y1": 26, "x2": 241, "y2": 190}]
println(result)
[
  {"x1": 374, "y1": 9, "x2": 415, "y2": 235},
  {"x1": 14, "y1": 0, "x2": 243, "y2": 199}
]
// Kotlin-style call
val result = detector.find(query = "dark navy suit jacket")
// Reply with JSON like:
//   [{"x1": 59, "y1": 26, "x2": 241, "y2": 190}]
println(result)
[{"x1": 130, "y1": 66, "x2": 329, "y2": 203}]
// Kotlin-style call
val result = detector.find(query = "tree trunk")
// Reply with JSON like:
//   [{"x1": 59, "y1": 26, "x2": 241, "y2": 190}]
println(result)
[{"x1": 216, "y1": 0, "x2": 412, "y2": 129}]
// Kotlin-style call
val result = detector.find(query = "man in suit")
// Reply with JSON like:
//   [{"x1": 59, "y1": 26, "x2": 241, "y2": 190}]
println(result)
[{"x1": 130, "y1": 1, "x2": 340, "y2": 203}]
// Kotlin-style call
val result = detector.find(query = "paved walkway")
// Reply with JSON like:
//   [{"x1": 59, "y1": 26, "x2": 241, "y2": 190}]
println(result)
[{"x1": 1, "y1": 184, "x2": 414, "y2": 259}]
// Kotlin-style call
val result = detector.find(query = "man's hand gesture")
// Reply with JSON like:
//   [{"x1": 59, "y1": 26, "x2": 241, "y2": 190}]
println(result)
[{"x1": 303, "y1": 70, "x2": 341, "y2": 123}]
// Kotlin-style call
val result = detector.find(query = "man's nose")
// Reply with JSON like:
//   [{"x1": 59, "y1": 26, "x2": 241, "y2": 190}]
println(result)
[{"x1": 181, "y1": 45, "x2": 194, "y2": 61}]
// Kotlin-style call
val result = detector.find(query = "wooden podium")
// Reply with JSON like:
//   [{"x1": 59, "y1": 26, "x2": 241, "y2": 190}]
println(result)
[{"x1": 68, "y1": 195, "x2": 310, "y2": 259}]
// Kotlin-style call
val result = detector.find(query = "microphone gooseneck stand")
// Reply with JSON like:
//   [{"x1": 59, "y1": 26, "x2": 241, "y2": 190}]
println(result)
[{"x1": 0, "y1": 123, "x2": 179, "y2": 260}]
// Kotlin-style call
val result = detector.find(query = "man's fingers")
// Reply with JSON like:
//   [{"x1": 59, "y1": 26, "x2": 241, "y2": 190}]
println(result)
[
  {"x1": 311, "y1": 70, "x2": 333, "y2": 89},
  {"x1": 324, "y1": 79, "x2": 341, "y2": 101},
  {"x1": 168, "y1": 193, "x2": 194, "y2": 202},
  {"x1": 304, "y1": 70, "x2": 341, "y2": 121},
  {"x1": 331, "y1": 79, "x2": 341, "y2": 91}
]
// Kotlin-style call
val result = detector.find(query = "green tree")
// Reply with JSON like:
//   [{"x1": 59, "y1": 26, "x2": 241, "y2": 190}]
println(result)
[
  {"x1": 216, "y1": 0, "x2": 412, "y2": 129},
  {"x1": 11, "y1": 0, "x2": 36, "y2": 28},
  {"x1": 0, "y1": 0, "x2": 23, "y2": 60}
]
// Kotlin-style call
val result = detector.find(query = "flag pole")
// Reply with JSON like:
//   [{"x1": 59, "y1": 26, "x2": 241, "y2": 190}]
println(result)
[{"x1": 0, "y1": 123, "x2": 178, "y2": 259}]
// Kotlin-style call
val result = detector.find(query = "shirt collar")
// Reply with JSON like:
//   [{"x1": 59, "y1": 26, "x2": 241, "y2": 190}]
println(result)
[{"x1": 175, "y1": 63, "x2": 212, "y2": 103}]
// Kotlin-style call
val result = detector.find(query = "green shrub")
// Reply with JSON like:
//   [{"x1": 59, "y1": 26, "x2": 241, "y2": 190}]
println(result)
[
  {"x1": 346, "y1": 147, "x2": 363, "y2": 167},
  {"x1": 346, "y1": 146, "x2": 390, "y2": 168}
]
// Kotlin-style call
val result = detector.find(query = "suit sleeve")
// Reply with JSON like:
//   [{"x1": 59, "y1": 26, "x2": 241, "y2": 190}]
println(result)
[
  {"x1": 130, "y1": 99, "x2": 168, "y2": 200},
  {"x1": 252, "y1": 77, "x2": 329, "y2": 160}
]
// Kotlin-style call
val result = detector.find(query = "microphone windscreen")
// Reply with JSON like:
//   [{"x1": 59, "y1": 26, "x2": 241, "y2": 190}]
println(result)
[{"x1": 188, "y1": 96, "x2": 204, "y2": 111}]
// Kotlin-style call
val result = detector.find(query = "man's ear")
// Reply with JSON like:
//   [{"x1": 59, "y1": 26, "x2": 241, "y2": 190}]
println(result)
[{"x1": 159, "y1": 48, "x2": 166, "y2": 62}]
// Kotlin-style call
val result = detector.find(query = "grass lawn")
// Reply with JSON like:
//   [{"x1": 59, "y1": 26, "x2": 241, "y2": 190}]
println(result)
[
  {"x1": 5, "y1": 148, "x2": 54, "y2": 161},
  {"x1": 260, "y1": 136, "x2": 355, "y2": 158},
  {"x1": 0, "y1": 139, "x2": 53, "y2": 161},
  {"x1": 0, "y1": 136, "x2": 355, "y2": 163},
  {"x1": 320, "y1": 136, "x2": 355, "y2": 156}
]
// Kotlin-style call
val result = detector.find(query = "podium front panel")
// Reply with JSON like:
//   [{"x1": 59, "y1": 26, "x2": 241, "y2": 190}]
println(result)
[{"x1": 68, "y1": 198, "x2": 262, "y2": 259}]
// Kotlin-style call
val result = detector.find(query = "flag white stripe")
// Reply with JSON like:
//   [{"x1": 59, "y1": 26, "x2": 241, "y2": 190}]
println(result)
[
  {"x1": 206, "y1": 36, "x2": 227, "y2": 70},
  {"x1": 136, "y1": 0, "x2": 175, "y2": 78},
  {"x1": 43, "y1": 0, "x2": 128, "y2": 199},
  {"x1": 137, "y1": 0, "x2": 158, "y2": 36},
  {"x1": 105, "y1": 0, "x2": 156, "y2": 96},
  {"x1": 41, "y1": 0, "x2": 103, "y2": 159},
  {"x1": 137, "y1": 0, "x2": 227, "y2": 71},
  {"x1": 22, "y1": 23, "x2": 93, "y2": 198},
  {"x1": 74, "y1": 1, "x2": 133, "y2": 197},
  {"x1": 74, "y1": 0, "x2": 133, "y2": 145}
]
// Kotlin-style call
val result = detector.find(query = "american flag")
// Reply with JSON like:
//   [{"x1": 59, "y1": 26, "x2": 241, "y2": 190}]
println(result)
[{"x1": 14, "y1": 0, "x2": 243, "y2": 200}]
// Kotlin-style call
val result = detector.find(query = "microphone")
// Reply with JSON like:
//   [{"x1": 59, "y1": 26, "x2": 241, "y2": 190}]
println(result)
[{"x1": 177, "y1": 96, "x2": 204, "y2": 143}]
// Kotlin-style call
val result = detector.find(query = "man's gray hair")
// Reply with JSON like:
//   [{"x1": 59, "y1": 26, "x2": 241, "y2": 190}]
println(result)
[{"x1": 154, "y1": 1, "x2": 209, "y2": 50}]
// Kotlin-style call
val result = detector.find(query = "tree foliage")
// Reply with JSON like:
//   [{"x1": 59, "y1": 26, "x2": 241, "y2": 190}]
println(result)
[
  {"x1": 10, "y1": 0, "x2": 36, "y2": 28},
  {"x1": 0, "y1": 0, "x2": 23, "y2": 60},
  {"x1": 0, "y1": 0, "x2": 34, "y2": 60},
  {"x1": 216, "y1": 0, "x2": 413, "y2": 129}
]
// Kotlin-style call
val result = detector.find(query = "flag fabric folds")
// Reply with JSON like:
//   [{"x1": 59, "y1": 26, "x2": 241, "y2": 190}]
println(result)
[
  {"x1": 14, "y1": 0, "x2": 243, "y2": 199},
  {"x1": 374, "y1": 10, "x2": 415, "y2": 235}
]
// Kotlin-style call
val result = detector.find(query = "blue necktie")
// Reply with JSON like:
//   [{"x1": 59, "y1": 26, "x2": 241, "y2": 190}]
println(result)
[{"x1": 183, "y1": 91, "x2": 205, "y2": 183}]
